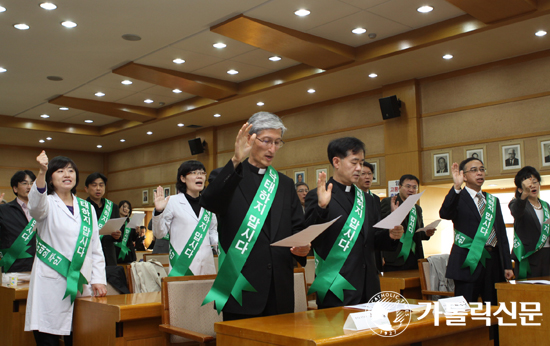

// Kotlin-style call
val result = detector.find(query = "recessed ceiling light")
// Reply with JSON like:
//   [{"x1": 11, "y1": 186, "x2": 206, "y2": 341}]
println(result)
[
  {"x1": 443, "y1": 54, "x2": 453, "y2": 60},
  {"x1": 257, "y1": 102, "x2": 264, "y2": 106},
  {"x1": 46, "y1": 137, "x2": 52, "y2": 140},
  {"x1": 144, "y1": 99, "x2": 154, "y2": 103},
  {"x1": 84, "y1": 119, "x2": 93, "y2": 123},
  {"x1": 417, "y1": 5, "x2": 433, "y2": 13},
  {"x1": 97, "y1": 145, "x2": 102, "y2": 148},
  {"x1": 172, "y1": 89, "x2": 182, "y2": 93},
  {"x1": 177, "y1": 123, "x2": 185, "y2": 127},
  {"x1": 535, "y1": 30, "x2": 547, "y2": 37},
  {"x1": 61, "y1": 21, "x2": 77, "y2": 28},
  {"x1": 14, "y1": 23, "x2": 30, "y2": 30},
  {"x1": 39, "y1": 139, "x2": 45, "y2": 143},
  {"x1": 121, "y1": 80, "x2": 132, "y2": 85},
  {"x1": 0, "y1": 67, "x2": 6, "y2": 73},
  {"x1": 120, "y1": 139, "x2": 126, "y2": 142},
  {"x1": 307, "y1": 89, "x2": 316, "y2": 94},
  {"x1": 269, "y1": 56, "x2": 282, "y2": 62},
  {"x1": 40, "y1": 114, "x2": 50, "y2": 118},
  {"x1": 227, "y1": 69, "x2": 238, "y2": 75},
  {"x1": 213, "y1": 43, "x2": 226, "y2": 49},
  {"x1": 122, "y1": 34, "x2": 141, "y2": 41},
  {"x1": 213, "y1": 113, "x2": 221, "y2": 118},
  {"x1": 40, "y1": 2, "x2": 57, "y2": 10},
  {"x1": 95, "y1": 92, "x2": 105, "y2": 97},
  {"x1": 173, "y1": 58, "x2": 185, "y2": 64},
  {"x1": 59, "y1": 107, "x2": 69, "y2": 110},
  {"x1": 0, "y1": 6, "x2": 6, "y2": 12},
  {"x1": 352, "y1": 28, "x2": 367, "y2": 35},
  {"x1": 294, "y1": 9, "x2": 310, "y2": 17},
  {"x1": 368, "y1": 73, "x2": 378, "y2": 78},
  {"x1": 147, "y1": 131, "x2": 153, "y2": 135}
]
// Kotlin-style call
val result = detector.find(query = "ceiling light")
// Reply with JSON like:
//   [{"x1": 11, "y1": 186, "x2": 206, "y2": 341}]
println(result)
[
  {"x1": 443, "y1": 54, "x2": 453, "y2": 60},
  {"x1": 39, "y1": 139, "x2": 45, "y2": 143},
  {"x1": 294, "y1": 9, "x2": 310, "y2": 16},
  {"x1": 307, "y1": 89, "x2": 316, "y2": 94},
  {"x1": 59, "y1": 107, "x2": 69, "y2": 110},
  {"x1": 213, "y1": 114, "x2": 221, "y2": 118},
  {"x1": 0, "y1": 6, "x2": 6, "y2": 12},
  {"x1": 535, "y1": 30, "x2": 547, "y2": 37},
  {"x1": 61, "y1": 21, "x2": 77, "y2": 28},
  {"x1": 46, "y1": 137, "x2": 52, "y2": 140},
  {"x1": 269, "y1": 56, "x2": 282, "y2": 62},
  {"x1": 172, "y1": 89, "x2": 182, "y2": 93},
  {"x1": 97, "y1": 145, "x2": 102, "y2": 148},
  {"x1": 0, "y1": 67, "x2": 6, "y2": 73},
  {"x1": 257, "y1": 102, "x2": 264, "y2": 106},
  {"x1": 40, "y1": 114, "x2": 50, "y2": 118},
  {"x1": 120, "y1": 139, "x2": 126, "y2": 142},
  {"x1": 147, "y1": 131, "x2": 153, "y2": 135},
  {"x1": 122, "y1": 34, "x2": 141, "y2": 41},
  {"x1": 173, "y1": 58, "x2": 185, "y2": 64},
  {"x1": 417, "y1": 5, "x2": 433, "y2": 13},
  {"x1": 95, "y1": 92, "x2": 105, "y2": 97},
  {"x1": 144, "y1": 99, "x2": 154, "y2": 103},
  {"x1": 84, "y1": 119, "x2": 93, "y2": 123},
  {"x1": 121, "y1": 80, "x2": 132, "y2": 85},
  {"x1": 227, "y1": 69, "x2": 238, "y2": 75},
  {"x1": 213, "y1": 43, "x2": 226, "y2": 49},
  {"x1": 14, "y1": 24, "x2": 30, "y2": 30},
  {"x1": 369, "y1": 73, "x2": 378, "y2": 78},
  {"x1": 177, "y1": 123, "x2": 185, "y2": 127},
  {"x1": 352, "y1": 28, "x2": 367, "y2": 34},
  {"x1": 40, "y1": 3, "x2": 57, "y2": 10}
]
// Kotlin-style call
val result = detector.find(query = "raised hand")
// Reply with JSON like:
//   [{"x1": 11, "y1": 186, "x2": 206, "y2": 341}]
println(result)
[
  {"x1": 231, "y1": 122, "x2": 256, "y2": 168},
  {"x1": 451, "y1": 162, "x2": 463, "y2": 190},
  {"x1": 390, "y1": 195, "x2": 400, "y2": 212},
  {"x1": 518, "y1": 178, "x2": 532, "y2": 200},
  {"x1": 317, "y1": 170, "x2": 333, "y2": 209},
  {"x1": 0, "y1": 193, "x2": 4, "y2": 202},
  {"x1": 153, "y1": 185, "x2": 169, "y2": 212},
  {"x1": 36, "y1": 150, "x2": 49, "y2": 173}
]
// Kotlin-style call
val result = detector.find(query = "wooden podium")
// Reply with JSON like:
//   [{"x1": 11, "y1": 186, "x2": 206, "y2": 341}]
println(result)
[
  {"x1": 379, "y1": 269, "x2": 422, "y2": 299},
  {"x1": 0, "y1": 282, "x2": 34, "y2": 346}
]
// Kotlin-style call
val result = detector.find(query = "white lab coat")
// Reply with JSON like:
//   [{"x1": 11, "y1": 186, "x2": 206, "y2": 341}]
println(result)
[
  {"x1": 25, "y1": 183, "x2": 106, "y2": 335},
  {"x1": 152, "y1": 193, "x2": 218, "y2": 275}
]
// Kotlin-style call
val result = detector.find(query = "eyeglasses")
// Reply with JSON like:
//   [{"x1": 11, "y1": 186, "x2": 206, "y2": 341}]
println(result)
[
  {"x1": 361, "y1": 172, "x2": 373, "y2": 177},
  {"x1": 403, "y1": 184, "x2": 418, "y2": 190},
  {"x1": 256, "y1": 137, "x2": 284, "y2": 148},
  {"x1": 187, "y1": 171, "x2": 207, "y2": 176},
  {"x1": 19, "y1": 181, "x2": 33, "y2": 186},
  {"x1": 465, "y1": 167, "x2": 486, "y2": 174},
  {"x1": 297, "y1": 189, "x2": 308, "y2": 193}
]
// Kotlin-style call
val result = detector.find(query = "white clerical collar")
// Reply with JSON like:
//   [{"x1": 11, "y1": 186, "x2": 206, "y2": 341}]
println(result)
[
  {"x1": 345, "y1": 185, "x2": 351, "y2": 192},
  {"x1": 258, "y1": 168, "x2": 266, "y2": 175}
]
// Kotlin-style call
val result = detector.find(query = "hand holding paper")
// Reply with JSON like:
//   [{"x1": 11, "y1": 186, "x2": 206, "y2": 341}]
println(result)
[
  {"x1": 374, "y1": 191, "x2": 424, "y2": 229},
  {"x1": 98, "y1": 217, "x2": 126, "y2": 235},
  {"x1": 415, "y1": 219, "x2": 441, "y2": 235},
  {"x1": 271, "y1": 216, "x2": 341, "y2": 247}
]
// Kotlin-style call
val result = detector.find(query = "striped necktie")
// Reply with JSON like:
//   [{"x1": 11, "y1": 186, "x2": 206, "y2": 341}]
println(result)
[{"x1": 477, "y1": 192, "x2": 497, "y2": 247}]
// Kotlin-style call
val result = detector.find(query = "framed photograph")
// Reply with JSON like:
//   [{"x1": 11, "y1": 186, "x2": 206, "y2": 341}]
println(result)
[
  {"x1": 431, "y1": 151, "x2": 451, "y2": 179},
  {"x1": 365, "y1": 158, "x2": 380, "y2": 185},
  {"x1": 294, "y1": 170, "x2": 306, "y2": 184},
  {"x1": 142, "y1": 189, "x2": 149, "y2": 204},
  {"x1": 539, "y1": 139, "x2": 550, "y2": 168},
  {"x1": 163, "y1": 186, "x2": 170, "y2": 198},
  {"x1": 464, "y1": 145, "x2": 485, "y2": 164},
  {"x1": 315, "y1": 167, "x2": 328, "y2": 180},
  {"x1": 500, "y1": 142, "x2": 523, "y2": 171}
]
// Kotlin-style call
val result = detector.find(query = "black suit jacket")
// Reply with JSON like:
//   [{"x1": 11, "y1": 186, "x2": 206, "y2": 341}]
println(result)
[
  {"x1": 440, "y1": 187, "x2": 512, "y2": 282},
  {"x1": 0, "y1": 199, "x2": 36, "y2": 272},
  {"x1": 380, "y1": 195, "x2": 429, "y2": 267},
  {"x1": 368, "y1": 192, "x2": 384, "y2": 272},
  {"x1": 115, "y1": 218, "x2": 138, "y2": 263},
  {"x1": 305, "y1": 178, "x2": 396, "y2": 308},
  {"x1": 505, "y1": 158, "x2": 519, "y2": 167},
  {"x1": 200, "y1": 159, "x2": 305, "y2": 315}
]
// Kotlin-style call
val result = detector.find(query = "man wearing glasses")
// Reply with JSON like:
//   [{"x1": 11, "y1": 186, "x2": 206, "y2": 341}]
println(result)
[
  {"x1": 440, "y1": 157, "x2": 513, "y2": 306},
  {"x1": 0, "y1": 170, "x2": 37, "y2": 272},
  {"x1": 380, "y1": 174, "x2": 435, "y2": 272},
  {"x1": 200, "y1": 112, "x2": 310, "y2": 321}
]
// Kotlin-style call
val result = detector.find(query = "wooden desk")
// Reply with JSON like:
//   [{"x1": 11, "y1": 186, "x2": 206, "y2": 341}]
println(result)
[
  {"x1": 496, "y1": 277, "x2": 549, "y2": 346},
  {"x1": 0, "y1": 281, "x2": 34, "y2": 346},
  {"x1": 215, "y1": 302, "x2": 497, "y2": 346},
  {"x1": 73, "y1": 292, "x2": 163, "y2": 346},
  {"x1": 379, "y1": 269, "x2": 422, "y2": 299}
]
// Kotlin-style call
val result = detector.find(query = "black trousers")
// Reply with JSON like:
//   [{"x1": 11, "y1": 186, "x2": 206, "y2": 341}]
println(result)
[
  {"x1": 33, "y1": 331, "x2": 72, "y2": 346},
  {"x1": 222, "y1": 275, "x2": 279, "y2": 321},
  {"x1": 100, "y1": 235, "x2": 118, "y2": 267}
]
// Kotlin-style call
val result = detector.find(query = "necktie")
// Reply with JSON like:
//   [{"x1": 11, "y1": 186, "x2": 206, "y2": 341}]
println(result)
[{"x1": 477, "y1": 192, "x2": 497, "y2": 247}]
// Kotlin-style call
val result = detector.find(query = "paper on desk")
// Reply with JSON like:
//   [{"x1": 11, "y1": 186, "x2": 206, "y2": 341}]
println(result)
[
  {"x1": 517, "y1": 280, "x2": 550, "y2": 285},
  {"x1": 416, "y1": 219, "x2": 441, "y2": 233},
  {"x1": 373, "y1": 191, "x2": 424, "y2": 229},
  {"x1": 98, "y1": 217, "x2": 127, "y2": 235},
  {"x1": 345, "y1": 302, "x2": 425, "y2": 312},
  {"x1": 127, "y1": 213, "x2": 146, "y2": 228},
  {"x1": 271, "y1": 216, "x2": 341, "y2": 247}
]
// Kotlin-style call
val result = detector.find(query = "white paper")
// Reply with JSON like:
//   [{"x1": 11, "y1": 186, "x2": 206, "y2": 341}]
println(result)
[
  {"x1": 271, "y1": 216, "x2": 341, "y2": 247},
  {"x1": 373, "y1": 191, "x2": 425, "y2": 229},
  {"x1": 517, "y1": 280, "x2": 550, "y2": 285},
  {"x1": 98, "y1": 217, "x2": 127, "y2": 235},
  {"x1": 345, "y1": 302, "x2": 424, "y2": 313},
  {"x1": 438, "y1": 296, "x2": 470, "y2": 313},
  {"x1": 127, "y1": 213, "x2": 146, "y2": 229},
  {"x1": 343, "y1": 311, "x2": 392, "y2": 331},
  {"x1": 416, "y1": 219, "x2": 441, "y2": 233}
]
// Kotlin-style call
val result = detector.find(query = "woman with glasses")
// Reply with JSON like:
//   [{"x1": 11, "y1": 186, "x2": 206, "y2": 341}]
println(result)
[
  {"x1": 115, "y1": 200, "x2": 137, "y2": 263},
  {"x1": 509, "y1": 166, "x2": 550, "y2": 279},
  {"x1": 152, "y1": 160, "x2": 218, "y2": 276}
]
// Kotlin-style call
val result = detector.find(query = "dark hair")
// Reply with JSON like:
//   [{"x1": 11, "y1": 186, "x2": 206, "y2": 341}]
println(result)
[
  {"x1": 85, "y1": 172, "x2": 107, "y2": 187},
  {"x1": 118, "y1": 200, "x2": 132, "y2": 217},
  {"x1": 176, "y1": 160, "x2": 205, "y2": 193},
  {"x1": 11, "y1": 170, "x2": 36, "y2": 196},
  {"x1": 362, "y1": 161, "x2": 375, "y2": 174},
  {"x1": 438, "y1": 157, "x2": 446, "y2": 163},
  {"x1": 46, "y1": 156, "x2": 79, "y2": 195},
  {"x1": 295, "y1": 182, "x2": 309, "y2": 190},
  {"x1": 139, "y1": 226, "x2": 147, "y2": 230},
  {"x1": 399, "y1": 174, "x2": 419, "y2": 186},
  {"x1": 327, "y1": 137, "x2": 365, "y2": 167},
  {"x1": 459, "y1": 157, "x2": 484, "y2": 172},
  {"x1": 514, "y1": 166, "x2": 541, "y2": 189}
]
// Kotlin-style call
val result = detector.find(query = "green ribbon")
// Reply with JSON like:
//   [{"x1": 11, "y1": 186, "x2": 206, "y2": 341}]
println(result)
[
  {"x1": 168, "y1": 210, "x2": 212, "y2": 277},
  {"x1": 36, "y1": 197, "x2": 93, "y2": 304},
  {"x1": 202, "y1": 166, "x2": 278, "y2": 314},
  {"x1": 308, "y1": 185, "x2": 365, "y2": 303},
  {"x1": 97, "y1": 199, "x2": 113, "y2": 241},
  {"x1": 114, "y1": 220, "x2": 131, "y2": 260},
  {"x1": 397, "y1": 207, "x2": 417, "y2": 262},
  {"x1": 454, "y1": 229, "x2": 491, "y2": 274},
  {"x1": 513, "y1": 200, "x2": 550, "y2": 279},
  {"x1": 0, "y1": 219, "x2": 36, "y2": 272}
]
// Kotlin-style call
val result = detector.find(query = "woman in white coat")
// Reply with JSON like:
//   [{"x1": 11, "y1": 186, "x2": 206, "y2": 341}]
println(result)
[
  {"x1": 153, "y1": 160, "x2": 218, "y2": 276},
  {"x1": 26, "y1": 151, "x2": 107, "y2": 346}
]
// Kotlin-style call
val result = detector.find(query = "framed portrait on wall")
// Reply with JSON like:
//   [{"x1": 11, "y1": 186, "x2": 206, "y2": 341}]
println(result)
[
  {"x1": 539, "y1": 139, "x2": 550, "y2": 168},
  {"x1": 315, "y1": 167, "x2": 328, "y2": 180},
  {"x1": 365, "y1": 158, "x2": 380, "y2": 185},
  {"x1": 464, "y1": 145, "x2": 485, "y2": 164},
  {"x1": 432, "y1": 151, "x2": 451, "y2": 179},
  {"x1": 500, "y1": 142, "x2": 523, "y2": 171},
  {"x1": 294, "y1": 170, "x2": 306, "y2": 184},
  {"x1": 142, "y1": 189, "x2": 149, "y2": 204},
  {"x1": 164, "y1": 186, "x2": 170, "y2": 198}
]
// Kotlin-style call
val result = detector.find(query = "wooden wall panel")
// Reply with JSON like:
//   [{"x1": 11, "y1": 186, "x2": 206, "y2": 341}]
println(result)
[{"x1": 217, "y1": 124, "x2": 241, "y2": 153}]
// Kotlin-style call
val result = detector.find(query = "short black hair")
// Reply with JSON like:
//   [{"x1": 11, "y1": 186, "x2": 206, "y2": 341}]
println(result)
[
  {"x1": 118, "y1": 200, "x2": 132, "y2": 217},
  {"x1": 139, "y1": 225, "x2": 147, "y2": 230},
  {"x1": 327, "y1": 137, "x2": 365, "y2": 167},
  {"x1": 11, "y1": 170, "x2": 36, "y2": 196},
  {"x1": 46, "y1": 156, "x2": 79, "y2": 195},
  {"x1": 295, "y1": 182, "x2": 309, "y2": 190},
  {"x1": 459, "y1": 157, "x2": 484, "y2": 172},
  {"x1": 399, "y1": 174, "x2": 419, "y2": 186},
  {"x1": 514, "y1": 166, "x2": 541, "y2": 189},
  {"x1": 85, "y1": 172, "x2": 107, "y2": 187},
  {"x1": 362, "y1": 161, "x2": 375, "y2": 174},
  {"x1": 176, "y1": 160, "x2": 205, "y2": 193}
]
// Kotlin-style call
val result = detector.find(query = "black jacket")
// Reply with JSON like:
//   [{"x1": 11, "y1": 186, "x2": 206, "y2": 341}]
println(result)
[{"x1": 0, "y1": 199, "x2": 36, "y2": 272}]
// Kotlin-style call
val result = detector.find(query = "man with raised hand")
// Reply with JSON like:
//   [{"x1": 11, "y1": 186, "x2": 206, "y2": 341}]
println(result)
[{"x1": 200, "y1": 112, "x2": 310, "y2": 321}]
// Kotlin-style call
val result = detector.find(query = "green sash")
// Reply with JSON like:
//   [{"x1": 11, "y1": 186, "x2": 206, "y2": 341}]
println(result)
[
  {"x1": 308, "y1": 185, "x2": 365, "y2": 303},
  {"x1": 0, "y1": 219, "x2": 36, "y2": 272},
  {"x1": 513, "y1": 200, "x2": 550, "y2": 279},
  {"x1": 98, "y1": 199, "x2": 113, "y2": 240},
  {"x1": 168, "y1": 210, "x2": 213, "y2": 277},
  {"x1": 397, "y1": 207, "x2": 418, "y2": 261},
  {"x1": 202, "y1": 166, "x2": 278, "y2": 313},
  {"x1": 36, "y1": 197, "x2": 93, "y2": 303},
  {"x1": 114, "y1": 220, "x2": 131, "y2": 260}
]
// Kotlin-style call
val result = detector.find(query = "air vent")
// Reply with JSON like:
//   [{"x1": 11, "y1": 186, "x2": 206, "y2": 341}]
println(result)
[{"x1": 187, "y1": 125, "x2": 202, "y2": 128}]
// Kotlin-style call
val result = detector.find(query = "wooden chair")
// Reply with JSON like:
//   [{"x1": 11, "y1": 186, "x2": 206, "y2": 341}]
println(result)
[
  {"x1": 143, "y1": 253, "x2": 169, "y2": 265},
  {"x1": 418, "y1": 257, "x2": 454, "y2": 300},
  {"x1": 294, "y1": 267, "x2": 308, "y2": 312},
  {"x1": 159, "y1": 275, "x2": 222, "y2": 345}
]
